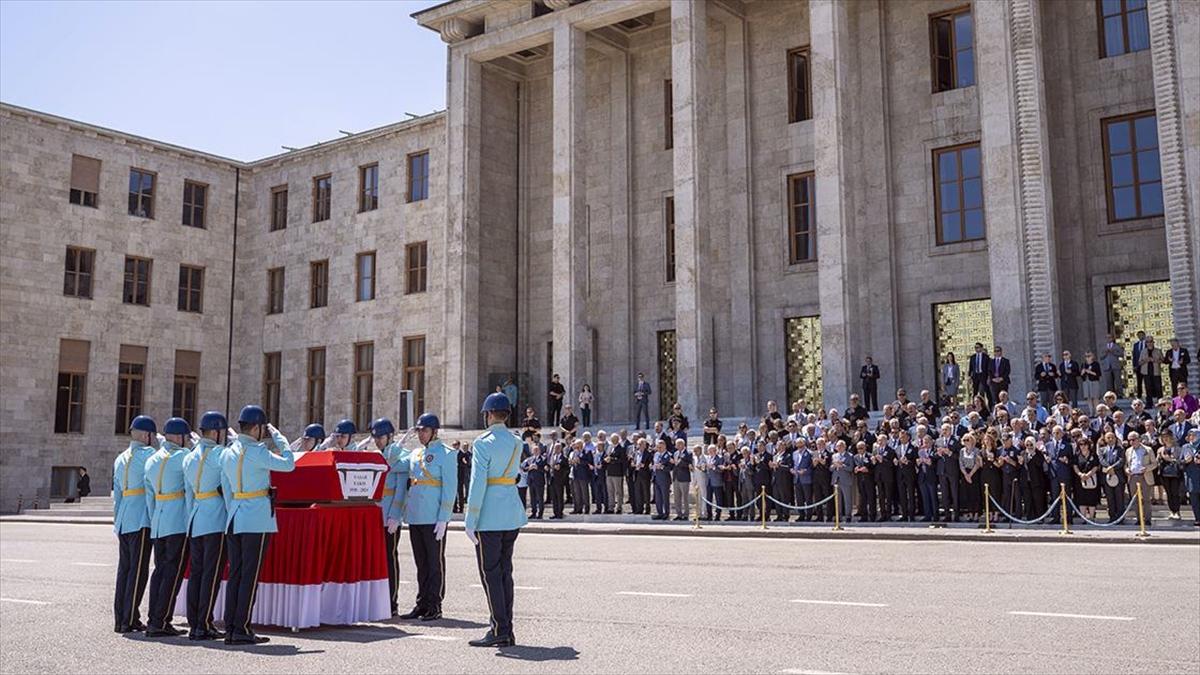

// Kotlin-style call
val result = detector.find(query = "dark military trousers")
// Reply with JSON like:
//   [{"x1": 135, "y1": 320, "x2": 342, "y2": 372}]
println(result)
[
  {"x1": 224, "y1": 529, "x2": 270, "y2": 638},
  {"x1": 114, "y1": 527, "x2": 152, "y2": 629},
  {"x1": 474, "y1": 530, "x2": 519, "y2": 639},
  {"x1": 147, "y1": 534, "x2": 188, "y2": 630},
  {"x1": 409, "y1": 524, "x2": 446, "y2": 612},
  {"x1": 186, "y1": 533, "x2": 226, "y2": 633},
  {"x1": 385, "y1": 526, "x2": 402, "y2": 615}
]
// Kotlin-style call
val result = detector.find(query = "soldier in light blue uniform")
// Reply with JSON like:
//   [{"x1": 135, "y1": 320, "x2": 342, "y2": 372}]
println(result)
[
  {"x1": 219, "y1": 405, "x2": 296, "y2": 645},
  {"x1": 300, "y1": 423, "x2": 326, "y2": 451},
  {"x1": 370, "y1": 417, "x2": 410, "y2": 617},
  {"x1": 113, "y1": 415, "x2": 158, "y2": 633},
  {"x1": 398, "y1": 413, "x2": 457, "y2": 622},
  {"x1": 143, "y1": 417, "x2": 193, "y2": 637},
  {"x1": 465, "y1": 393, "x2": 528, "y2": 648},
  {"x1": 182, "y1": 411, "x2": 230, "y2": 641}
]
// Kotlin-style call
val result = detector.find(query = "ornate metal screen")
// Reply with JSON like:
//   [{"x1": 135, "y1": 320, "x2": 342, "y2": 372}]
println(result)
[
  {"x1": 785, "y1": 316, "x2": 822, "y2": 408},
  {"x1": 657, "y1": 330, "x2": 677, "y2": 419},
  {"x1": 1107, "y1": 281, "x2": 1174, "y2": 396},
  {"x1": 932, "y1": 299, "x2": 994, "y2": 399}
]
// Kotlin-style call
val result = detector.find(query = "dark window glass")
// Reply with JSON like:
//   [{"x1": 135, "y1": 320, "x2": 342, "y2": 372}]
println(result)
[
  {"x1": 263, "y1": 352, "x2": 281, "y2": 426},
  {"x1": 128, "y1": 168, "x2": 155, "y2": 218},
  {"x1": 359, "y1": 164, "x2": 379, "y2": 212},
  {"x1": 115, "y1": 361, "x2": 145, "y2": 434},
  {"x1": 64, "y1": 247, "x2": 94, "y2": 299},
  {"x1": 788, "y1": 48, "x2": 812, "y2": 123},
  {"x1": 267, "y1": 267, "x2": 285, "y2": 314},
  {"x1": 356, "y1": 252, "x2": 376, "y2": 301},
  {"x1": 307, "y1": 347, "x2": 326, "y2": 424},
  {"x1": 407, "y1": 153, "x2": 429, "y2": 202},
  {"x1": 271, "y1": 186, "x2": 289, "y2": 231},
  {"x1": 665, "y1": 197, "x2": 675, "y2": 283},
  {"x1": 933, "y1": 143, "x2": 986, "y2": 244},
  {"x1": 664, "y1": 79, "x2": 673, "y2": 150},
  {"x1": 931, "y1": 8, "x2": 974, "y2": 92},
  {"x1": 405, "y1": 242, "x2": 428, "y2": 294},
  {"x1": 310, "y1": 260, "x2": 329, "y2": 308},
  {"x1": 123, "y1": 257, "x2": 151, "y2": 306},
  {"x1": 182, "y1": 181, "x2": 207, "y2": 228},
  {"x1": 353, "y1": 343, "x2": 374, "y2": 430},
  {"x1": 313, "y1": 175, "x2": 331, "y2": 222},
  {"x1": 787, "y1": 173, "x2": 816, "y2": 263},
  {"x1": 177, "y1": 265, "x2": 204, "y2": 313},
  {"x1": 55, "y1": 372, "x2": 87, "y2": 433},
  {"x1": 403, "y1": 337, "x2": 426, "y2": 414},
  {"x1": 1103, "y1": 112, "x2": 1163, "y2": 222},
  {"x1": 1099, "y1": 0, "x2": 1150, "y2": 58}
]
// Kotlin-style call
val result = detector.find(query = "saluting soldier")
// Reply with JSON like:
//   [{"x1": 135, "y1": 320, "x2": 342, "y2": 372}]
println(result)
[
  {"x1": 144, "y1": 417, "x2": 193, "y2": 637},
  {"x1": 113, "y1": 415, "x2": 158, "y2": 633},
  {"x1": 182, "y1": 411, "x2": 229, "y2": 640},
  {"x1": 465, "y1": 393, "x2": 528, "y2": 648},
  {"x1": 371, "y1": 417, "x2": 411, "y2": 618},
  {"x1": 219, "y1": 405, "x2": 296, "y2": 645},
  {"x1": 399, "y1": 413, "x2": 457, "y2": 621},
  {"x1": 298, "y1": 423, "x2": 326, "y2": 451}
]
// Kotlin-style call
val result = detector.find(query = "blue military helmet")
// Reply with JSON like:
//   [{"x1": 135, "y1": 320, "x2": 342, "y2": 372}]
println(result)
[
  {"x1": 304, "y1": 423, "x2": 326, "y2": 440},
  {"x1": 416, "y1": 413, "x2": 440, "y2": 430},
  {"x1": 129, "y1": 415, "x2": 157, "y2": 434},
  {"x1": 163, "y1": 417, "x2": 192, "y2": 436},
  {"x1": 199, "y1": 411, "x2": 227, "y2": 431},
  {"x1": 238, "y1": 405, "x2": 268, "y2": 426},
  {"x1": 334, "y1": 419, "x2": 357, "y2": 435},
  {"x1": 481, "y1": 392, "x2": 511, "y2": 413},
  {"x1": 370, "y1": 417, "x2": 395, "y2": 437}
]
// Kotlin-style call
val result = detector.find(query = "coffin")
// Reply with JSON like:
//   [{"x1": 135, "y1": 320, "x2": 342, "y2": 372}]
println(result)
[{"x1": 271, "y1": 450, "x2": 389, "y2": 505}]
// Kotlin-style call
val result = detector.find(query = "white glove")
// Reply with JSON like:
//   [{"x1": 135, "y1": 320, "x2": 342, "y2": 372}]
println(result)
[
  {"x1": 434, "y1": 521, "x2": 447, "y2": 541},
  {"x1": 386, "y1": 518, "x2": 400, "y2": 535},
  {"x1": 228, "y1": 426, "x2": 239, "y2": 440},
  {"x1": 354, "y1": 437, "x2": 372, "y2": 451},
  {"x1": 465, "y1": 528, "x2": 478, "y2": 545}
]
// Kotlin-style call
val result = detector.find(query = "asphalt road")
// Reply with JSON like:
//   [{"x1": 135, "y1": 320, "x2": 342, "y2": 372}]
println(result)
[{"x1": 1, "y1": 522, "x2": 1198, "y2": 674}]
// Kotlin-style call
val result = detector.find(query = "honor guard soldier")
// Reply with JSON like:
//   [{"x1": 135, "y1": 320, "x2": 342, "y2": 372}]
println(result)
[
  {"x1": 370, "y1": 417, "x2": 410, "y2": 617},
  {"x1": 113, "y1": 415, "x2": 158, "y2": 633},
  {"x1": 399, "y1": 413, "x2": 458, "y2": 621},
  {"x1": 299, "y1": 423, "x2": 326, "y2": 451},
  {"x1": 183, "y1": 411, "x2": 230, "y2": 640},
  {"x1": 465, "y1": 393, "x2": 528, "y2": 647},
  {"x1": 144, "y1": 417, "x2": 193, "y2": 637},
  {"x1": 320, "y1": 418, "x2": 356, "y2": 450},
  {"x1": 220, "y1": 405, "x2": 296, "y2": 645}
]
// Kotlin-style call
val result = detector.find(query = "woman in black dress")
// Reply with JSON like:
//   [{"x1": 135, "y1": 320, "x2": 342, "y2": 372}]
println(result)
[{"x1": 1072, "y1": 438, "x2": 1101, "y2": 521}]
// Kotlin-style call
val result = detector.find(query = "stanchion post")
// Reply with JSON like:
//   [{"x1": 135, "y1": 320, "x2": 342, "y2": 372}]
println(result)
[
  {"x1": 1059, "y1": 484, "x2": 1071, "y2": 535},
  {"x1": 1134, "y1": 482, "x2": 1150, "y2": 538},
  {"x1": 692, "y1": 486, "x2": 701, "y2": 530},
  {"x1": 832, "y1": 484, "x2": 844, "y2": 531},
  {"x1": 983, "y1": 483, "x2": 993, "y2": 534},
  {"x1": 760, "y1": 486, "x2": 767, "y2": 530}
]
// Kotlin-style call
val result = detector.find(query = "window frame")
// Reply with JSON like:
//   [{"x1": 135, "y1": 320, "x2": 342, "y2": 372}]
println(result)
[
  {"x1": 307, "y1": 347, "x2": 326, "y2": 425},
  {"x1": 263, "y1": 352, "x2": 281, "y2": 427},
  {"x1": 69, "y1": 154, "x2": 101, "y2": 208},
  {"x1": 664, "y1": 196, "x2": 676, "y2": 283},
  {"x1": 352, "y1": 341, "x2": 375, "y2": 431},
  {"x1": 114, "y1": 358, "x2": 145, "y2": 435},
  {"x1": 664, "y1": 79, "x2": 674, "y2": 150},
  {"x1": 406, "y1": 151, "x2": 430, "y2": 203},
  {"x1": 405, "y1": 242, "x2": 428, "y2": 294},
  {"x1": 1096, "y1": 0, "x2": 1150, "y2": 59},
  {"x1": 55, "y1": 371, "x2": 87, "y2": 434},
  {"x1": 932, "y1": 142, "x2": 986, "y2": 245},
  {"x1": 127, "y1": 167, "x2": 157, "y2": 219},
  {"x1": 182, "y1": 180, "x2": 208, "y2": 229},
  {"x1": 359, "y1": 163, "x2": 379, "y2": 212},
  {"x1": 786, "y1": 172, "x2": 817, "y2": 264},
  {"x1": 312, "y1": 174, "x2": 332, "y2": 223},
  {"x1": 787, "y1": 47, "x2": 812, "y2": 124},
  {"x1": 267, "y1": 266, "x2": 285, "y2": 315},
  {"x1": 356, "y1": 251, "x2": 376, "y2": 302},
  {"x1": 403, "y1": 336, "x2": 427, "y2": 414},
  {"x1": 172, "y1": 374, "x2": 198, "y2": 427},
  {"x1": 1100, "y1": 110, "x2": 1163, "y2": 223},
  {"x1": 64, "y1": 246, "x2": 95, "y2": 299},
  {"x1": 310, "y1": 259, "x2": 329, "y2": 308},
  {"x1": 122, "y1": 256, "x2": 152, "y2": 306},
  {"x1": 929, "y1": 6, "x2": 974, "y2": 94},
  {"x1": 270, "y1": 184, "x2": 289, "y2": 231},
  {"x1": 177, "y1": 264, "x2": 205, "y2": 313}
]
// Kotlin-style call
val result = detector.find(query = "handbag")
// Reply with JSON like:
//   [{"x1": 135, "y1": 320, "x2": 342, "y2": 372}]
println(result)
[
  {"x1": 1105, "y1": 471, "x2": 1119, "y2": 488},
  {"x1": 1081, "y1": 474, "x2": 1097, "y2": 490}
]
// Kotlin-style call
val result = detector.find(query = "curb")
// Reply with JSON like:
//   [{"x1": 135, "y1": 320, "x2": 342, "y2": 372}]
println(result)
[{"x1": 4, "y1": 515, "x2": 1197, "y2": 545}]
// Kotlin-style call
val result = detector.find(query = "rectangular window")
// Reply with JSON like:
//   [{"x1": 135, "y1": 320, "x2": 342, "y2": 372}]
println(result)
[
  {"x1": 359, "y1": 163, "x2": 379, "y2": 212},
  {"x1": 310, "y1": 259, "x2": 329, "y2": 308},
  {"x1": 267, "y1": 267, "x2": 285, "y2": 314},
  {"x1": 115, "y1": 344, "x2": 147, "y2": 434},
  {"x1": 353, "y1": 342, "x2": 374, "y2": 431},
  {"x1": 128, "y1": 168, "x2": 156, "y2": 218},
  {"x1": 664, "y1": 197, "x2": 676, "y2": 283},
  {"x1": 312, "y1": 175, "x2": 331, "y2": 222},
  {"x1": 403, "y1": 336, "x2": 426, "y2": 414},
  {"x1": 55, "y1": 339, "x2": 89, "y2": 434},
  {"x1": 177, "y1": 264, "x2": 204, "y2": 313},
  {"x1": 263, "y1": 352, "x2": 281, "y2": 427},
  {"x1": 1102, "y1": 111, "x2": 1163, "y2": 222},
  {"x1": 172, "y1": 350, "x2": 200, "y2": 427},
  {"x1": 787, "y1": 47, "x2": 812, "y2": 123},
  {"x1": 69, "y1": 155, "x2": 100, "y2": 207},
  {"x1": 123, "y1": 256, "x2": 152, "y2": 306},
  {"x1": 933, "y1": 143, "x2": 985, "y2": 244},
  {"x1": 787, "y1": 173, "x2": 817, "y2": 263},
  {"x1": 270, "y1": 185, "x2": 289, "y2": 231},
  {"x1": 356, "y1": 252, "x2": 376, "y2": 301},
  {"x1": 182, "y1": 180, "x2": 207, "y2": 228},
  {"x1": 405, "y1": 242, "x2": 428, "y2": 294},
  {"x1": 307, "y1": 347, "x2": 326, "y2": 425},
  {"x1": 63, "y1": 246, "x2": 94, "y2": 299},
  {"x1": 930, "y1": 7, "x2": 975, "y2": 93},
  {"x1": 407, "y1": 152, "x2": 429, "y2": 202},
  {"x1": 1098, "y1": 0, "x2": 1150, "y2": 58},
  {"x1": 664, "y1": 79, "x2": 674, "y2": 150}
]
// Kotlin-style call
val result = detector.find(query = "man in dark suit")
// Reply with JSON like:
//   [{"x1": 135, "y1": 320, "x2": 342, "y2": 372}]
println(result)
[
  {"x1": 860, "y1": 357, "x2": 881, "y2": 411},
  {"x1": 1131, "y1": 330, "x2": 1147, "y2": 400},
  {"x1": 968, "y1": 343, "x2": 991, "y2": 407},
  {"x1": 1059, "y1": 350, "x2": 1081, "y2": 409},
  {"x1": 988, "y1": 345, "x2": 1012, "y2": 409},
  {"x1": 1034, "y1": 353, "x2": 1059, "y2": 409},
  {"x1": 1166, "y1": 338, "x2": 1191, "y2": 396}
]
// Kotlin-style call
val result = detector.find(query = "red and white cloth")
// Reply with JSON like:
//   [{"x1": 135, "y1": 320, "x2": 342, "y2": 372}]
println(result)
[{"x1": 175, "y1": 503, "x2": 389, "y2": 629}]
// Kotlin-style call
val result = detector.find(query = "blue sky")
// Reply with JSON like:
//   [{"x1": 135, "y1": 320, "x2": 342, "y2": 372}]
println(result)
[{"x1": 0, "y1": 0, "x2": 448, "y2": 161}]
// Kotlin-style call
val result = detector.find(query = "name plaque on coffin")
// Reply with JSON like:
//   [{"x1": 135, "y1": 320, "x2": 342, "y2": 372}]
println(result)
[{"x1": 272, "y1": 450, "x2": 389, "y2": 505}]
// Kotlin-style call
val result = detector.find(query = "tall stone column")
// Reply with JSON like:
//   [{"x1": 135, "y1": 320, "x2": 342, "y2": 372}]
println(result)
[
  {"x1": 1148, "y1": 0, "x2": 1200, "y2": 388},
  {"x1": 671, "y1": 0, "x2": 714, "y2": 422},
  {"x1": 809, "y1": 0, "x2": 853, "y2": 409},
  {"x1": 442, "y1": 47, "x2": 482, "y2": 427},
  {"x1": 551, "y1": 23, "x2": 588, "y2": 399},
  {"x1": 975, "y1": 0, "x2": 1061, "y2": 393},
  {"x1": 605, "y1": 46, "x2": 634, "y2": 422}
]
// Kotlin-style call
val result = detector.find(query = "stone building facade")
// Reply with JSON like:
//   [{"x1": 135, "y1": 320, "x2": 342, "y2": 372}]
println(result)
[{"x1": 1, "y1": 0, "x2": 1198, "y2": 509}]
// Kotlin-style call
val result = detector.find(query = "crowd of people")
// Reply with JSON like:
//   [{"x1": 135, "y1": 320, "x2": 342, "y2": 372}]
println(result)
[{"x1": 473, "y1": 339, "x2": 1200, "y2": 528}]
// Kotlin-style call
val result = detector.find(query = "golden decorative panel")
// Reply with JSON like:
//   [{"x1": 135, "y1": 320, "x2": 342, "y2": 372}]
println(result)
[
  {"x1": 785, "y1": 316, "x2": 823, "y2": 408},
  {"x1": 932, "y1": 299, "x2": 994, "y2": 399},
  {"x1": 657, "y1": 329, "x2": 677, "y2": 418},
  {"x1": 1106, "y1": 281, "x2": 1174, "y2": 397}
]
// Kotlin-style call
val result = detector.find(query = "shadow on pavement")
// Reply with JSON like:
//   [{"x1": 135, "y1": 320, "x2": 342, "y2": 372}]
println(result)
[
  {"x1": 122, "y1": 632, "x2": 319, "y2": 656},
  {"x1": 418, "y1": 617, "x2": 489, "y2": 630},
  {"x1": 496, "y1": 645, "x2": 580, "y2": 662},
  {"x1": 285, "y1": 624, "x2": 414, "y2": 643}
]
